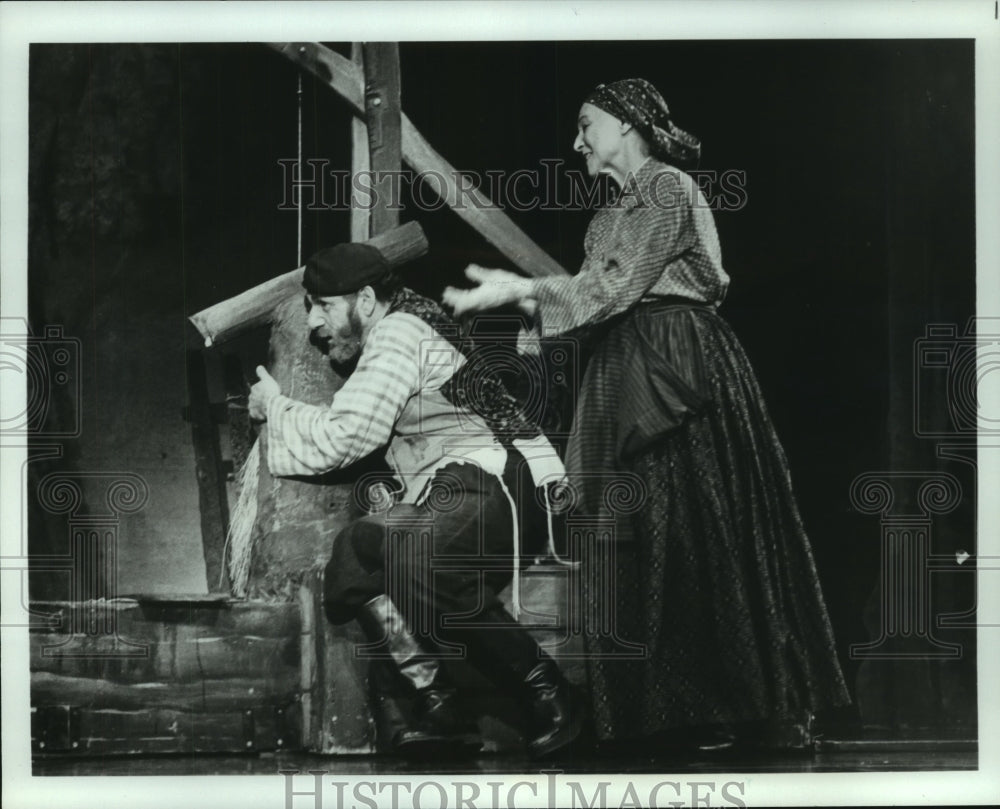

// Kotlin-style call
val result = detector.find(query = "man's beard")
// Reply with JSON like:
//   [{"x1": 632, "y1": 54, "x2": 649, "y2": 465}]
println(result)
[{"x1": 311, "y1": 305, "x2": 364, "y2": 375}]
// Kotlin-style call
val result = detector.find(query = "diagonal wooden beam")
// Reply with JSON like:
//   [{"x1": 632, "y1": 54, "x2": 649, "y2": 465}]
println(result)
[{"x1": 267, "y1": 42, "x2": 569, "y2": 278}]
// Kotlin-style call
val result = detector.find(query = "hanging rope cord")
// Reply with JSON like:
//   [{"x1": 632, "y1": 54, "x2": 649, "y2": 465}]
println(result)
[
  {"x1": 221, "y1": 70, "x2": 307, "y2": 595},
  {"x1": 297, "y1": 72, "x2": 303, "y2": 267},
  {"x1": 225, "y1": 71, "x2": 572, "y2": 596}
]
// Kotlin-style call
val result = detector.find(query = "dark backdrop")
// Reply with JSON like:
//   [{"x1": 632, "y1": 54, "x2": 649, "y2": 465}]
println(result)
[{"x1": 27, "y1": 40, "x2": 976, "y2": 737}]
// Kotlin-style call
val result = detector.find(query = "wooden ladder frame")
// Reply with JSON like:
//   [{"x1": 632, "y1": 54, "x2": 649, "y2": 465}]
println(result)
[{"x1": 184, "y1": 42, "x2": 569, "y2": 593}]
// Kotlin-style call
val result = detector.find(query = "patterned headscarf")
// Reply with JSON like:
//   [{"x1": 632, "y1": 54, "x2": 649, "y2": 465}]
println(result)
[{"x1": 585, "y1": 78, "x2": 701, "y2": 168}]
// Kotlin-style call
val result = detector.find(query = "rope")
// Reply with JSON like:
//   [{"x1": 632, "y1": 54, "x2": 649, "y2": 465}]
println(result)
[
  {"x1": 496, "y1": 474, "x2": 521, "y2": 620},
  {"x1": 543, "y1": 484, "x2": 579, "y2": 568},
  {"x1": 226, "y1": 74, "x2": 301, "y2": 596},
  {"x1": 297, "y1": 71, "x2": 303, "y2": 267},
  {"x1": 224, "y1": 438, "x2": 260, "y2": 596}
]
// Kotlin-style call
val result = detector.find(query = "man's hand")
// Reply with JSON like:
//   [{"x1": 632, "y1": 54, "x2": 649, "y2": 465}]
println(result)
[{"x1": 248, "y1": 365, "x2": 281, "y2": 421}]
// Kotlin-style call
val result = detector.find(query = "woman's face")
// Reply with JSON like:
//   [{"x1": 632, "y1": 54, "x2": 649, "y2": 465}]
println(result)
[{"x1": 574, "y1": 102, "x2": 626, "y2": 177}]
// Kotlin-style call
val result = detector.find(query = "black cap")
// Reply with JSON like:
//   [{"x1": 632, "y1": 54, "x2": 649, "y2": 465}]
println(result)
[{"x1": 302, "y1": 242, "x2": 391, "y2": 297}]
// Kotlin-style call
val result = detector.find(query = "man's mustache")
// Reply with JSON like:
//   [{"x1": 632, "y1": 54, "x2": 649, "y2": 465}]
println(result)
[{"x1": 309, "y1": 328, "x2": 332, "y2": 352}]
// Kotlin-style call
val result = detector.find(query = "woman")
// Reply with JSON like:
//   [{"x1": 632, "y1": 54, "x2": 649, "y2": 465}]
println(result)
[{"x1": 443, "y1": 78, "x2": 849, "y2": 748}]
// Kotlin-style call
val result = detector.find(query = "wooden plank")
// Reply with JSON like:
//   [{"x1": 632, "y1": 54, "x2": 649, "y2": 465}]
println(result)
[
  {"x1": 188, "y1": 221, "x2": 428, "y2": 346},
  {"x1": 297, "y1": 577, "x2": 316, "y2": 746},
  {"x1": 31, "y1": 704, "x2": 302, "y2": 756},
  {"x1": 300, "y1": 567, "x2": 374, "y2": 754},
  {"x1": 185, "y1": 344, "x2": 231, "y2": 593},
  {"x1": 266, "y1": 42, "x2": 569, "y2": 279},
  {"x1": 361, "y1": 42, "x2": 402, "y2": 237},
  {"x1": 269, "y1": 43, "x2": 366, "y2": 118},
  {"x1": 31, "y1": 672, "x2": 300, "y2": 713},
  {"x1": 30, "y1": 632, "x2": 299, "y2": 684},
  {"x1": 400, "y1": 116, "x2": 568, "y2": 277},
  {"x1": 349, "y1": 43, "x2": 371, "y2": 243},
  {"x1": 31, "y1": 705, "x2": 74, "y2": 754},
  {"x1": 29, "y1": 600, "x2": 302, "y2": 647}
]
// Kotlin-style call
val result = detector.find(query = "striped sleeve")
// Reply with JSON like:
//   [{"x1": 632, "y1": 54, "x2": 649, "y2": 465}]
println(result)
[
  {"x1": 264, "y1": 314, "x2": 423, "y2": 477},
  {"x1": 529, "y1": 169, "x2": 697, "y2": 336}
]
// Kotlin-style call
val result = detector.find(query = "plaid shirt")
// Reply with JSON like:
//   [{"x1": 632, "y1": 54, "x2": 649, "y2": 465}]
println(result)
[
  {"x1": 265, "y1": 311, "x2": 507, "y2": 503},
  {"x1": 522, "y1": 157, "x2": 729, "y2": 347}
]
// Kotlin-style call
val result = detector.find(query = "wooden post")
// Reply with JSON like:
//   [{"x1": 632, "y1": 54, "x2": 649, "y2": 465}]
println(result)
[
  {"x1": 184, "y1": 337, "x2": 231, "y2": 594},
  {"x1": 298, "y1": 568, "x2": 374, "y2": 753},
  {"x1": 349, "y1": 44, "x2": 371, "y2": 243},
  {"x1": 361, "y1": 43, "x2": 402, "y2": 237}
]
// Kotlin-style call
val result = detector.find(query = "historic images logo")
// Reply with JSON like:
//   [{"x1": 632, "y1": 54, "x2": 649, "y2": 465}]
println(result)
[
  {"x1": 277, "y1": 160, "x2": 748, "y2": 214},
  {"x1": 281, "y1": 769, "x2": 749, "y2": 809}
]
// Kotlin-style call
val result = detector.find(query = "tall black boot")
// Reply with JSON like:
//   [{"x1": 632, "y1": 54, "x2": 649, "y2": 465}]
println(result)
[
  {"x1": 523, "y1": 659, "x2": 586, "y2": 759},
  {"x1": 447, "y1": 603, "x2": 585, "y2": 759},
  {"x1": 357, "y1": 595, "x2": 481, "y2": 759}
]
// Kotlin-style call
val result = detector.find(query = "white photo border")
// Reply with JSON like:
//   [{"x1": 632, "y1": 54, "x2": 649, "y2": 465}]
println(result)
[{"x1": 2, "y1": 2, "x2": 998, "y2": 807}]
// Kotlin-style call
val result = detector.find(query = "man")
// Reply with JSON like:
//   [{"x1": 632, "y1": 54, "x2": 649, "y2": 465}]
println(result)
[{"x1": 248, "y1": 241, "x2": 580, "y2": 759}]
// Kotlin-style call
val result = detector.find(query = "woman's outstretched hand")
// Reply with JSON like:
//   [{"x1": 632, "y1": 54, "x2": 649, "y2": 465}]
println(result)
[{"x1": 443, "y1": 264, "x2": 534, "y2": 317}]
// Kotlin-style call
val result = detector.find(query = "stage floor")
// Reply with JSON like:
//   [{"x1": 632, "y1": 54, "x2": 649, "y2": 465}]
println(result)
[{"x1": 33, "y1": 743, "x2": 977, "y2": 776}]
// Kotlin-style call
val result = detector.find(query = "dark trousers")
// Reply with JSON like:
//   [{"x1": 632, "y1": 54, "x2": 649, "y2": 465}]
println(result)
[{"x1": 324, "y1": 462, "x2": 543, "y2": 683}]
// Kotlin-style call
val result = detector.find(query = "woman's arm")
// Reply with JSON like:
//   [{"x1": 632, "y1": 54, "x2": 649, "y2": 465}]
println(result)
[
  {"x1": 443, "y1": 265, "x2": 535, "y2": 316},
  {"x1": 444, "y1": 170, "x2": 699, "y2": 337},
  {"x1": 530, "y1": 176, "x2": 697, "y2": 336}
]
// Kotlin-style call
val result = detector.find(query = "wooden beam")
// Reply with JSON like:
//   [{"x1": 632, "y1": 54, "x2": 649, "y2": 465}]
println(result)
[
  {"x1": 400, "y1": 117, "x2": 567, "y2": 277},
  {"x1": 349, "y1": 44, "x2": 371, "y2": 243},
  {"x1": 269, "y1": 43, "x2": 365, "y2": 117},
  {"x1": 362, "y1": 42, "x2": 402, "y2": 237},
  {"x1": 31, "y1": 671, "x2": 301, "y2": 713},
  {"x1": 32, "y1": 598, "x2": 301, "y2": 639},
  {"x1": 188, "y1": 221, "x2": 428, "y2": 346},
  {"x1": 32, "y1": 705, "x2": 303, "y2": 756},
  {"x1": 31, "y1": 630, "x2": 297, "y2": 683},
  {"x1": 299, "y1": 569, "x2": 374, "y2": 753},
  {"x1": 266, "y1": 42, "x2": 569, "y2": 279},
  {"x1": 185, "y1": 345, "x2": 231, "y2": 593}
]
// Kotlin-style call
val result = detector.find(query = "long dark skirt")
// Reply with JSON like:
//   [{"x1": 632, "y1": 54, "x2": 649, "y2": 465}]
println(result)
[{"x1": 569, "y1": 301, "x2": 850, "y2": 740}]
